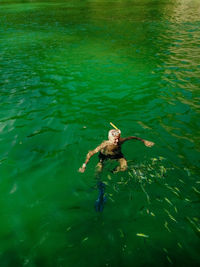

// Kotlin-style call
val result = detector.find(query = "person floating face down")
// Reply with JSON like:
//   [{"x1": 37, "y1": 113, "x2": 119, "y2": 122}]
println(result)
[{"x1": 79, "y1": 129, "x2": 155, "y2": 174}]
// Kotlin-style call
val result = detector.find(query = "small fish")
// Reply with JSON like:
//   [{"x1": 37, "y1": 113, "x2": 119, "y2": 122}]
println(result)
[
  {"x1": 163, "y1": 248, "x2": 168, "y2": 253},
  {"x1": 10, "y1": 184, "x2": 17, "y2": 194},
  {"x1": 164, "y1": 209, "x2": 177, "y2": 223},
  {"x1": 184, "y1": 168, "x2": 191, "y2": 176},
  {"x1": 113, "y1": 184, "x2": 118, "y2": 192},
  {"x1": 192, "y1": 186, "x2": 200, "y2": 196},
  {"x1": 0, "y1": 158, "x2": 7, "y2": 164},
  {"x1": 132, "y1": 169, "x2": 137, "y2": 176},
  {"x1": 160, "y1": 166, "x2": 166, "y2": 175},
  {"x1": 172, "y1": 190, "x2": 181, "y2": 198},
  {"x1": 82, "y1": 237, "x2": 88, "y2": 243},
  {"x1": 107, "y1": 174, "x2": 112, "y2": 180},
  {"x1": 164, "y1": 221, "x2": 171, "y2": 232},
  {"x1": 174, "y1": 187, "x2": 180, "y2": 192},
  {"x1": 137, "y1": 121, "x2": 151, "y2": 129},
  {"x1": 177, "y1": 242, "x2": 182, "y2": 249},
  {"x1": 108, "y1": 196, "x2": 115, "y2": 202},
  {"x1": 185, "y1": 198, "x2": 191, "y2": 202},
  {"x1": 186, "y1": 217, "x2": 200, "y2": 238},
  {"x1": 136, "y1": 233, "x2": 149, "y2": 238},
  {"x1": 166, "y1": 255, "x2": 172, "y2": 264},
  {"x1": 164, "y1": 197, "x2": 173, "y2": 206},
  {"x1": 128, "y1": 171, "x2": 133, "y2": 178}
]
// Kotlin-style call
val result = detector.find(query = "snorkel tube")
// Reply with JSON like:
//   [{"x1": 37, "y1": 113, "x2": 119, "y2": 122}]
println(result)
[{"x1": 110, "y1": 122, "x2": 119, "y2": 130}]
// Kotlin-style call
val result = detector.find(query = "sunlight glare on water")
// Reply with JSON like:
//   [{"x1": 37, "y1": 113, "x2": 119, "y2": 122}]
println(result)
[{"x1": 0, "y1": 0, "x2": 200, "y2": 266}]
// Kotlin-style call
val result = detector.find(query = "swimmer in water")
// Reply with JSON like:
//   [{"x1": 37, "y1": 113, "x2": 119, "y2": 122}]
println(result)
[{"x1": 79, "y1": 124, "x2": 155, "y2": 174}]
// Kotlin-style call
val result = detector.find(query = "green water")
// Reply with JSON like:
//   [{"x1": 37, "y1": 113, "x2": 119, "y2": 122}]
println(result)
[{"x1": 0, "y1": 0, "x2": 200, "y2": 266}]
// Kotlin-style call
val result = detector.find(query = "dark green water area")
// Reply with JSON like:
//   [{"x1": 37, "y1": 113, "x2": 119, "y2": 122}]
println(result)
[{"x1": 0, "y1": 0, "x2": 200, "y2": 266}]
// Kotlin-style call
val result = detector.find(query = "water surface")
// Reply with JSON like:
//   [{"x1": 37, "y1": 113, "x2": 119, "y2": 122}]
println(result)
[{"x1": 0, "y1": 0, "x2": 200, "y2": 266}]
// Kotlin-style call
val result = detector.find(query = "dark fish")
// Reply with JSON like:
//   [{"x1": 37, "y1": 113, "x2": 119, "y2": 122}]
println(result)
[{"x1": 95, "y1": 181, "x2": 107, "y2": 212}]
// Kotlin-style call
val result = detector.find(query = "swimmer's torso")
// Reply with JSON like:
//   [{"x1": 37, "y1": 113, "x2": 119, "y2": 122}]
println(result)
[{"x1": 100, "y1": 140, "x2": 123, "y2": 157}]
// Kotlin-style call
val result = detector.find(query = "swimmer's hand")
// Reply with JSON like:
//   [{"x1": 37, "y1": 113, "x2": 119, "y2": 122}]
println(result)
[
  {"x1": 79, "y1": 163, "x2": 86, "y2": 173},
  {"x1": 144, "y1": 140, "x2": 155, "y2": 147}
]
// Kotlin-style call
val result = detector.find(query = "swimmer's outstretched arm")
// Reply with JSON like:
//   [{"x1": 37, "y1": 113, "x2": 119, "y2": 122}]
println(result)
[
  {"x1": 120, "y1": 137, "x2": 155, "y2": 147},
  {"x1": 79, "y1": 141, "x2": 107, "y2": 173}
]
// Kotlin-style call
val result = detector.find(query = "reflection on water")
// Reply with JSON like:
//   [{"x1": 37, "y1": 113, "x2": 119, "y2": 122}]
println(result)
[{"x1": 0, "y1": 0, "x2": 200, "y2": 266}]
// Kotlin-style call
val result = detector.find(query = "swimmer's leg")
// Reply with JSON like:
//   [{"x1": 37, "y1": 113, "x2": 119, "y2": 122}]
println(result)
[
  {"x1": 112, "y1": 158, "x2": 128, "y2": 173},
  {"x1": 96, "y1": 162, "x2": 103, "y2": 172},
  {"x1": 95, "y1": 160, "x2": 104, "y2": 178},
  {"x1": 95, "y1": 160, "x2": 106, "y2": 211}
]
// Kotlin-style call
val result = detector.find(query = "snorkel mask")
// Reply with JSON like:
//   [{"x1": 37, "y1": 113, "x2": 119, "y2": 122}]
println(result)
[
  {"x1": 108, "y1": 122, "x2": 121, "y2": 141},
  {"x1": 108, "y1": 129, "x2": 121, "y2": 139}
]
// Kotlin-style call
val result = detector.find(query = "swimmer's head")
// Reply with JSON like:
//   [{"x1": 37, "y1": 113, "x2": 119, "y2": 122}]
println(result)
[{"x1": 108, "y1": 129, "x2": 121, "y2": 144}]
